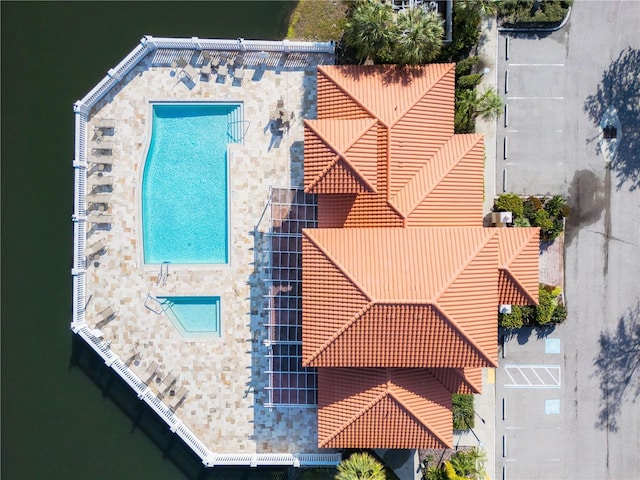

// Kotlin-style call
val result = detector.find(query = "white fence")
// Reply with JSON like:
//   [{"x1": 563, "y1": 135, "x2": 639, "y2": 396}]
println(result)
[{"x1": 71, "y1": 36, "x2": 337, "y2": 467}]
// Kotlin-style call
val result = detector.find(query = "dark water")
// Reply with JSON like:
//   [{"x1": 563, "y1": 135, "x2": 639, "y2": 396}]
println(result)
[{"x1": 1, "y1": 2, "x2": 298, "y2": 479}]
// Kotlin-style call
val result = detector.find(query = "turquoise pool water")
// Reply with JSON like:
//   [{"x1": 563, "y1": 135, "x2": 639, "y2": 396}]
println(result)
[
  {"x1": 158, "y1": 296, "x2": 221, "y2": 337},
  {"x1": 142, "y1": 103, "x2": 242, "y2": 264}
]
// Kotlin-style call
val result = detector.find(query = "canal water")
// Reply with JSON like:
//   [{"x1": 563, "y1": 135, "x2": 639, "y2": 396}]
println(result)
[{"x1": 0, "y1": 3, "x2": 309, "y2": 479}]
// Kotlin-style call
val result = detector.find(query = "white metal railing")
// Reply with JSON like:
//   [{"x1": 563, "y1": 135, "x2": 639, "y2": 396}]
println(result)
[{"x1": 72, "y1": 36, "x2": 336, "y2": 468}]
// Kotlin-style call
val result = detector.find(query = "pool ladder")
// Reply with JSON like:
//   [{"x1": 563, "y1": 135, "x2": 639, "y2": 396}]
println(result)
[{"x1": 157, "y1": 261, "x2": 169, "y2": 286}]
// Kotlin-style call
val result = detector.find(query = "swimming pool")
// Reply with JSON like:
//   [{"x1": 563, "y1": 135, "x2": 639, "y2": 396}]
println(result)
[
  {"x1": 158, "y1": 296, "x2": 221, "y2": 337},
  {"x1": 142, "y1": 103, "x2": 242, "y2": 264}
]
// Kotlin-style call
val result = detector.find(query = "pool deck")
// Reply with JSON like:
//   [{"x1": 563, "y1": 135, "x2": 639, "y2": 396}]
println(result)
[{"x1": 83, "y1": 48, "x2": 333, "y2": 455}]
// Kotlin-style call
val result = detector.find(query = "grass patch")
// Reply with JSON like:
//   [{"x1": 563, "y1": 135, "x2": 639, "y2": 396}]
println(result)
[{"x1": 286, "y1": 0, "x2": 350, "y2": 41}]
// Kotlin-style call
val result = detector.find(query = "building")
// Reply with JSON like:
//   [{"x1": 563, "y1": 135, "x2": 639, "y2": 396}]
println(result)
[{"x1": 301, "y1": 64, "x2": 540, "y2": 449}]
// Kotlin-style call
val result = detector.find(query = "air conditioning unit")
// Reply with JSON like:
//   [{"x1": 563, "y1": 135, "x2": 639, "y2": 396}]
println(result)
[
  {"x1": 492, "y1": 211, "x2": 513, "y2": 226},
  {"x1": 499, "y1": 304, "x2": 512, "y2": 314}
]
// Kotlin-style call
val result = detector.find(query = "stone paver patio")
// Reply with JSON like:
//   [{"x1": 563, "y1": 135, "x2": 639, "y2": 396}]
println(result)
[{"x1": 84, "y1": 48, "x2": 333, "y2": 454}]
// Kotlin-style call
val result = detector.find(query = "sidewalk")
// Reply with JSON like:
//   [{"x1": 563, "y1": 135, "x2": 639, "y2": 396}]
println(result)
[
  {"x1": 455, "y1": 16, "x2": 500, "y2": 480},
  {"x1": 476, "y1": 16, "x2": 500, "y2": 219}
]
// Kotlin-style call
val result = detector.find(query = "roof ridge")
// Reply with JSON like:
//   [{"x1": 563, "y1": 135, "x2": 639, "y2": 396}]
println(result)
[
  {"x1": 387, "y1": 383, "x2": 450, "y2": 448},
  {"x1": 318, "y1": 66, "x2": 390, "y2": 128},
  {"x1": 434, "y1": 227, "x2": 496, "y2": 300},
  {"x1": 304, "y1": 302, "x2": 373, "y2": 365},
  {"x1": 427, "y1": 367, "x2": 467, "y2": 392},
  {"x1": 501, "y1": 267, "x2": 538, "y2": 305},
  {"x1": 390, "y1": 133, "x2": 483, "y2": 217},
  {"x1": 319, "y1": 388, "x2": 389, "y2": 448},
  {"x1": 388, "y1": 63, "x2": 455, "y2": 129},
  {"x1": 433, "y1": 303, "x2": 498, "y2": 368},
  {"x1": 304, "y1": 119, "x2": 376, "y2": 192}
]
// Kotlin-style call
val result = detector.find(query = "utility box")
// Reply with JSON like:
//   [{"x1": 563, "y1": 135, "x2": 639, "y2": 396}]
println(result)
[
  {"x1": 499, "y1": 304, "x2": 512, "y2": 314},
  {"x1": 492, "y1": 211, "x2": 513, "y2": 227}
]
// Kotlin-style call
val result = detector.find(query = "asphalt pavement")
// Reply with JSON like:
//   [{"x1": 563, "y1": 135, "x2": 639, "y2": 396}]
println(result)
[{"x1": 494, "y1": 2, "x2": 640, "y2": 479}]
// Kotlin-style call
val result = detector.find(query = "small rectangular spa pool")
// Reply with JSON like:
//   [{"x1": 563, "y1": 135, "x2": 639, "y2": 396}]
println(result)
[{"x1": 157, "y1": 296, "x2": 221, "y2": 338}]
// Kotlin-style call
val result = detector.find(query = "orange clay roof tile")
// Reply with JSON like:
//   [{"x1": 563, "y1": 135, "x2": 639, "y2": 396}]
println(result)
[
  {"x1": 302, "y1": 228, "x2": 499, "y2": 368},
  {"x1": 318, "y1": 368, "x2": 453, "y2": 449},
  {"x1": 317, "y1": 64, "x2": 455, "y2": 127},
  {"x1": 496, "y1": 228, "x2": 540, "y2": 304}
]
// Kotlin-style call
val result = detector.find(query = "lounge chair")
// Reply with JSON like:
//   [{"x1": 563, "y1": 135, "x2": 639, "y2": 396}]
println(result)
[
  {"x1": 90, "y1": 140, "x2": 114, "y2": 150},
  {"x1": 94, "y1": 119, "x2": 115, "y2": 133},
  {"x1": 217, "y1": 63, "x2": 228, "y2": 78},
  {"x1": 95, "y1": 304, "x2": 117, "y2": 328},
  {"x1": 88, "y1": 175, "x2": 113, "y2": 188},
  {"x1": 86, "y1": 193, "x2": 110, "y2": 204},
  {"x1": 177, "y1": 56, "x2": 197, "y2": 81},
  {"x1": 144, "y1": 361, "x2": 159, "y2": 383},
  {"x1": 168, "y1": 385, "x2": 188, "y2": 410},
  {"x1": 86, "y1": 213, "x2": 112, "y2": 225},
  {"x1": 90, "y1": 154, "x2": 113, "y2": 166},
  {"x1": 233, "y1": 65, "x2": 245, "y2": 83},
  {"x1": 160, "y1": 371, "x2": 178, "y2": 393},
  {"x1": 85, "y1": 238, "x2": 106, "y2": 258},
  {"x1": 201, "y1": 52, "x2": 212, "y2": 76}
]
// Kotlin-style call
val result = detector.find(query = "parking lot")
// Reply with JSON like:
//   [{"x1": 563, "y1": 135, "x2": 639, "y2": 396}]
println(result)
[{"x1": 494, "y1": 2, "x2": 640, "y2": 479}]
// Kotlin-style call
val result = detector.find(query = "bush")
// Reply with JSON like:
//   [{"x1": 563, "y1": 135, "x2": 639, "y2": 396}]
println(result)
[
  {"x1": 452, "y1": 394, "x2": 474, "y2": 430},
  {"x1": 494, "y1": 193, "x2": 524, "y2": 218},
  {"x1": 499, "y1": 306, "x2": 523, "y2": 329},
  {"x1": 544, "y1": 195, "x2": 567, "y2": 217},
  {"x1": 513, "y1": 216, "x2": 531, "y2": 227},
  {"x1": 457, "y1": 73, "x2": 483, "y2": 90},
  {"x1": 455, "y1": 55, "x2": 479, "y2": 76},
  {"x1": 336, "y1": 452, "x2": 385, "y2": 480},
  {"x1": 536, "y1": 284, "x2": 558, "y2": 325},
  {"x1": 498, "y1": 0, "x2": 572, "y2": 26},
  {"x1": 551, "y1": 303, "x2": 567, "y2": 323}
]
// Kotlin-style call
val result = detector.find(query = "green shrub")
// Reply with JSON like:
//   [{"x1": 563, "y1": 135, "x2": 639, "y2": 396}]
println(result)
[
  {"x1": 544, "y1": 195, "x2": 567, "y2": 217},
  {"x1": 494, "y1": 193, "x2": 524, "y2": 218},
  {"x1": 551, "y1": 303, "x2": 568, "y2": 323},
  {"x1": 499, "y1": 306, "x2": 524, "y2": 329},
  {"x1": 513, "y1": 216, "x2": 531, "y2": 227},
  {"x1": 455, "y1": 55, "x2": 479, "y2": 76},
  {"x1": 336, "y1": 452, "x2": 385, "y2": 480},
  {"x1": 536, "y1": 285, "x2": 556, "y2": 325},
  {"x1": 498, "y1": 0, "x2": 571, "y2": 26},
  {"x1": 457, "y1": 73, "x2": 483, "y2": 90},
  {"x1": 452, "y1": 394, "x2": 474, "y2": 430}
]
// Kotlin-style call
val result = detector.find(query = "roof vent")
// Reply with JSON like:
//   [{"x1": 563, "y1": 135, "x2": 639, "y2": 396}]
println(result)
[
  {"x1": 499, "y1": 304, "x2": 512, "y2": 314},
  {"x1": 492, "y1": 211, "x2": 513, "y2": 227}
]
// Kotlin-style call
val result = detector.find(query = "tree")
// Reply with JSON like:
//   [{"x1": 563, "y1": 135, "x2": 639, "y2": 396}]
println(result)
[
  {"x1": 335, "y1": 452, "x2": 386, "y2": 480},
  {"x1": 393, "y1": 7, "x2": 444, "y2": 65},
  {"x1": 474, "y1": 87, "x2": 504, "y2": 121},
  {"x1": 448, "y1": 448, "x2": 487, "y2": 480},
  {"x1": 343, "y1": 0, "x2": 396, "y2": 64}
]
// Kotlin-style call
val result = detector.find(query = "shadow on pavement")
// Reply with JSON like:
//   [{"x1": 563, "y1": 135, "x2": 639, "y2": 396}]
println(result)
[
  {"x1": 564, "y1": 169, "x2": 605, "y2": 246},
  {"x1": 592, "y1": 302, "x2": 640, "y2": 432},
  {"x1": 583, "y1": 47, "x2": 640, "y2": 191}
]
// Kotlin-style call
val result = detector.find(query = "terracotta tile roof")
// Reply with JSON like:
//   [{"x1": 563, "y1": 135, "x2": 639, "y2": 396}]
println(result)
[
  {"x1": 301, "y1": 63, "x2": 541, "y2": 450},
  {"x1": 305, "y1": 64, "x2": 484, "y2": 227},
  {"x1": 428, "y1": 368, "x2": 484, "y2": 395},
  {"x1": 496, "y1": 228, "x2": 540, "y2": 304},
  {"x1": 302, "y1": 227, "x2": 499, "y2": 368},
  {"x1": 318, "y1": 368, "x2": 453, "y2": 449}
]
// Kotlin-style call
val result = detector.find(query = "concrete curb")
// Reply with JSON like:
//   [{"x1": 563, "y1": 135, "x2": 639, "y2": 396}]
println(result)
[{"x1": 498, "y1": 6, "x2": 572, "y2": 33}]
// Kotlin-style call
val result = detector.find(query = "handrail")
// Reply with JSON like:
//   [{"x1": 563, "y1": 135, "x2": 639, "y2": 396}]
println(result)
[{"x1": 72, "y1": 37, "x2": 336, "y2": 467}]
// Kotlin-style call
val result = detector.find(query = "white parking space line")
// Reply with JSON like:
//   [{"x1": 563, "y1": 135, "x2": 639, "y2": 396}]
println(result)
[
  {"x1": 508, "y1": 63, "x2": 565, "y2": 67},
  {"x1": 504, "y1": 364, "x2": 561, "y2": 388},
  {"x1": 507, "y1": 96, "x2": 564, "y2": 100}
]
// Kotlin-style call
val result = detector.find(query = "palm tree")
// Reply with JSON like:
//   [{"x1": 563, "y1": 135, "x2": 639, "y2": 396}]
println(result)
[
  {"x1": 475, "y1": 86, "x2": 504, "y2": 121},
  {"x1": 335, "y1": 452, "x2": 386, "y2": 480},
  {"x1": 393, "y1": 7, "x2": 444, "y2": 65},
  {"x1": 448, "y1": 448, "x2": 487, "y2": 480},
  {"x1": 343, "y1": 0, "x2": 396, "y2": 64}
]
